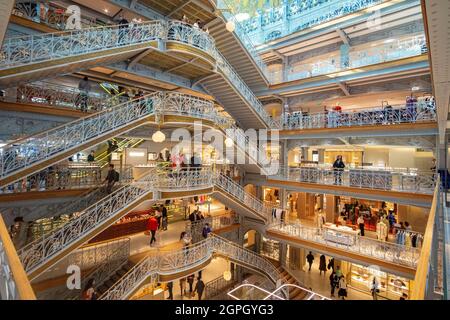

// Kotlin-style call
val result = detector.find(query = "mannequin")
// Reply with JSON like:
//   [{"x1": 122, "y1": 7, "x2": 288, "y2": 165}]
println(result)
[
  {"x1": 316, "y1": 210, "x2": 326, "y2": 231},
  {"x1": 376, "y1": 219, "x2": 388, "y2": 242}
]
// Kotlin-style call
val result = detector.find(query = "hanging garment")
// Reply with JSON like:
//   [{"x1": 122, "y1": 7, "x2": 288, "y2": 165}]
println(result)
[{"x1": 405, "y1": 233, "x2": 412, "y2": 249}]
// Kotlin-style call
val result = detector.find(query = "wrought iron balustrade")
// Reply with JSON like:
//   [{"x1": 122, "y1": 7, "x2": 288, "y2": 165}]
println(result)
[
  {"x1": 17, "y1": 170, "x2": 156, "y2": 275},
  {"x1": 1, "y1": 164, "x2": 102, "y2": 194},
  {"x1": 1, "y1": 20, "x2": 276, "y2": 129},
  {"x1": 185, "y1": 213, "x2": 239, "y2": 242},
  {"x1": 2, "y1": 81, "x2": 115, "y2": 112},
  {"x1": 273, "y1": 166, "x2": 436, "y2": 194},
  {"x1": 12, "y1": 1, "x2": 99, "y2": 31},
  {"x1": 282, "y1": 102, "x2": 436, "y2": 130},
  {"x1": 267, "y1": 222, "x2": 421, "y2": 268},
  {"x1": 0, "y1": 91, "x2": 272, "y2": 185},
  {"x1": 100, "y1": 234, "x2": 281, "y2": 300}
]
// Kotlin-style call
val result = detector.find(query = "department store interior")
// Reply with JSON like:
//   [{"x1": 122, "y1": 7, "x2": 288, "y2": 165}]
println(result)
[{"x1": 0, "y1": 0, "x2": 448, "y2": 302}]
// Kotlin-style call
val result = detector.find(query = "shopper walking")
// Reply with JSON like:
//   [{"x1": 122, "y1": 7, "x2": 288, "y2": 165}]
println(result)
[
  {"x1": 160, "y1": 204, "x2": 168, "y2": 231},
  {"x1": 319, "y1": 254, "x2": 327, "y2": 275},
  {"x1": 333, "y1": 155, "x2": 345, "y2": 185},
  {"x1": 187, "y1": 274, "x2": 195, "y2": 296},
  {"x1": 87, "y1": 150, "x2": 95, "y2": 162},
  {"x1": 194, "y1": 277, "x2": 205, "y2": 300},
  {"x1": 103, "y1": 164, "x2": 119, "y2": 194},
  {"x1": 179, "y1": 277, "x2": 187, "y2": 298},
  {"x1": 329, "y1": 271, "x2": 338, "y2": 298},
  {"x1": 78, "y1": 76, "x2": 91, "y2": 112},
  {"x1": 118, "y1": 14, "x2": 129, "y2": 43},
  {"x1": 166, "y1": 281, "x2": 173, "y2": 300},
  {"x1": 337, "y1": 275, "x2": 347, "y2": 300},
  {"x1": 147, "y1": 214, "x2": 158, "y2": 246},
  {"x1": 357, "y1": 215, "x2": 365, "y2": 236},
  {"x1": 306, "y1": 251, "x2": 314, "y2": 271},
  {"x1": 371, "y1": 277, "x2": 379, "y2": 300}
]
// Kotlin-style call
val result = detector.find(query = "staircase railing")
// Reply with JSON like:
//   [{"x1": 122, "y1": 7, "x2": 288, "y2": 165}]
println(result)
[
  {"x1": 1, "y1": 20, "x2": 276, "y2": 129},
  {"x1": 0, "y1": 91, "x2": 272, "y2": 185},
  {"x1": 1, "y1": 81, "x2": 113, "y2": 112},
  {"x1": 185, "y1": 212, "x2": 239, "y2": 243},
  {"x1": 17, "y1": 165, "x2": 275, "y2": 277},
  {"x1": 100, "y1": 234, "x2": 281, "y2": 300},
  {"x1": 214, "y1": 172, "x2": 273, "y2": 220},
  {"x1": 63, "y1": 237, "x2": 130, "y2": 300},
  {"x1": 17, "y1": 168, "x2": 156, "y2": 276}
]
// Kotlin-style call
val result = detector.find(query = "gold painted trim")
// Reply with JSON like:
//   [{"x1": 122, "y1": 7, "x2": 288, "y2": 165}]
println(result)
[
  {"x1": 0, "y1": 215, "x2": 36, "y2": 300},
  {"x1": 166, "y1": 41, "x2": 216, "y2": 67}
]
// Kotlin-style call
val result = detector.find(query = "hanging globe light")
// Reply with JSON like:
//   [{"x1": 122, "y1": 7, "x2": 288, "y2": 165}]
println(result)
[
  {"x1": 223, "y1": 270, "x2": 232, "y2": 281},
  {"x1": 224, "y1": 137, "x2": 234, "y2": 148},
  {"x1": 225, "y1": 21, "x2": 235, "y2": 32},
  {"x1": 152, "y1": 130, "x2": 165, "y2": 143}
]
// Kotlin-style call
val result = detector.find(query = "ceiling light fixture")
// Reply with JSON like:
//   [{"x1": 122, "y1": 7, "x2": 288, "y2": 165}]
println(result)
[
  {"x1": 152, "y1": 130, "x2": 166, "y2": 143},
  {"x1": 226, "y1": 21, "x2": 235, "y2": 32}
]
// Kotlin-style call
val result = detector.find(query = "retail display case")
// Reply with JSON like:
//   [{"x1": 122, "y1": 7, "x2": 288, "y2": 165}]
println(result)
[
  {"x1": 349, "y1": 263, "x2": 410, "y2": 299},
  {"x1": 323, "y1": 223, "x2": 360, "y2": 246}
]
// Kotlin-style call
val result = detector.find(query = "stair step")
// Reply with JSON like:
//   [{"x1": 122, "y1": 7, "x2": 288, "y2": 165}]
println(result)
[
  {"x1": 111, "y1": 274, "x2": 121, "y2": 283},
  {"x1": 116, "y1": 269, "x2": 127, "y2": 277},
  {"x1": 97, "y1": 285, "x2": 108, "y2": 294}
]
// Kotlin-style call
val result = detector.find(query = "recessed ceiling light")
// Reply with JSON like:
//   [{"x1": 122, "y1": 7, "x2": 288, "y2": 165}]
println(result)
[{"x1": 104, "y1": 8, "x2": 109, "y2": 13}]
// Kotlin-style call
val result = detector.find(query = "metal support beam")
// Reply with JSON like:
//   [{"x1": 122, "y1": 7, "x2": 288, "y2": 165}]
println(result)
[
  {"x1": 191, "y1": 74, "x2": 217, "y2": 87},
  {"x1": 127, "y1": 48, "x2": 153, "y2": 70},
  {"x1": 167, "y1": 0, "x2": 193, "y2": 17},
  {"x1": 271, "y1": 49, "x2": 285, "y2": 62},
  {"x1": 165, "y1": 58, "x2": 198, "y2": 73},
  {"x1": 336, "y1": 28, "x2": 351, "y2": 46},
  {"x1": 337, "y1": 81, "x2": 351, "y2": 96}
]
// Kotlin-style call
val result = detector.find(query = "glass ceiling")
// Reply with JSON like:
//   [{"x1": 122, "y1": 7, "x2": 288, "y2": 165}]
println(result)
[{"x1": 219, "y1": 0, "x2": 386, "y2": 47}]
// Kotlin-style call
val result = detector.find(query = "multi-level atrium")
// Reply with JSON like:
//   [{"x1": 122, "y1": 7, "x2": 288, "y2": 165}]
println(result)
[{"x1": 0, "y1": 0, "x2": 448, "y2": 303}]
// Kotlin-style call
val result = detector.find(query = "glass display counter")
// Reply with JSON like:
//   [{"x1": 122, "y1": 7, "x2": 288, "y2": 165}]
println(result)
[
  {"x1": 323, "y1": 223, "x2": 360, "y2": 246},
  {"x1": 349, "y1": 263, "x2": 410, "y2": 299}
]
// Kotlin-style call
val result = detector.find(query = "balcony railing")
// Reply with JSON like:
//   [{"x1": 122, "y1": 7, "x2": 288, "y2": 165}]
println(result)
[
  {"x1": 17, "y1": 167, "x2": 276, "y2": 276},
  {"x1": 0, "y1": 92, "x2": 273, "y2": 185},
  {"x1": 273, "y1": 166, "x2": 436, "y2": 194},
  {"x1": 0, "y1": 81, "x2": 119, "y2": 112},
  {"x1": 12, "y1": 1, "x2": 100, "y2": 31},
  {"x1": 282, "y1": 102, "x2": 436, "y2": 130},
  {"x1": 234, "y1": 0, "x2": 386, "y2": 46},
  {"x1": 268, "y1": 34, "x2": 427, "y2": 83},
  {"x1": 100, "y1": 234, "x2": 282, "y2": 300},
  {"x1": 411, "y1": 181, "x2": 442, "y2": 299},
  {"x1": 1, "y1": 20, "x2": 276, "y2": 128},
  {"x1": 1, "y1": 164, "x2": 133, "y2": 194},
  {"x1": 267, "y1": 222, "x2": 420, "y2": 268}
]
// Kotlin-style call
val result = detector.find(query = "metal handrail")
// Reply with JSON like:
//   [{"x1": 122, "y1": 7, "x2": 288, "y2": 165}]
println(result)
[
  {"x1": 0, "y1": 81, "x2": 116, "y2": 112},
  {"x1": 0, "y1": 91, "x2": 272, "y2": 184},
  {"x1": 267, "y1": 222, "x2": 421, "y2": 268},
  {"x1": 17, "y1": 167, "x2": 275, "y2": 277},
  {"x1": 281, "y1": 101, "x2": 436, "y2": 130},
  {"x1": 1, "y1": 20, "x2": 276, "y2": 129},
  {"x1": 100, "y1": 234, "x2": 282, "y2": 300},
  {"x1": 272, "y1": 166, "x2": 436, "y2": 194}
]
